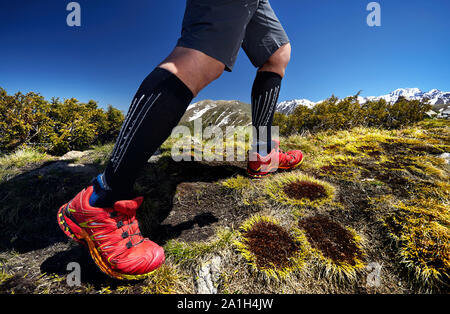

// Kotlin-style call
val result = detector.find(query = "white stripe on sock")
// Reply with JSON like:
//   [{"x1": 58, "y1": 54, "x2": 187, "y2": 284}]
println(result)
[
  {"x1": 113, "y1": 92, "x2": 162, "y2": 173},
  {"x1": 110, "y1": 94, "x2": 147, "y2": 165},
  {"x1": 263, "y1": 86, "x2": 280, "y2": 126},
  {"x1": 110, "y1": 97, "x2": 138, "y2": 160},
  {"x1": 254, "y1": 91, "x2": 268, "y2": 127},
  {"x1": 256, "y1": 88, "x2": 273, "y2": 127}
]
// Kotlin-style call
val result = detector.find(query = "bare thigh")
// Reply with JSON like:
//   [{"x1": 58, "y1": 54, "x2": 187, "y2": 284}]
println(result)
[{"x1": 158, "y1": 47, "x2": 225, "y2": 97}]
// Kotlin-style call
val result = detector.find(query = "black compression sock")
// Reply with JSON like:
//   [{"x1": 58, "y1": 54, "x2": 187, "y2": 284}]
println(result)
[
  {"x1": 101, "y1": 67, "x2": 193, "y2": 195},
  {"x1": 251, "y1": 71, "x2": 282, "y2": 155}
]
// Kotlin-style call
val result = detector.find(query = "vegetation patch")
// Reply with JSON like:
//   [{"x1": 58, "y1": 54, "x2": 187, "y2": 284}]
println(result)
[
  {"x1": 283, "y1": 180, "x2": 328, "y2": 201},
  {"x1": 299, "y1": 215, "x2": 365, "y2": 280},
  {"x1": 0, "y1": 115, "x2": 448, "y2": 293},
  {"x1": 234, "y1": 216, "x2": 308, "y2": 279},
  {"x1": 164, "y1": 228, "x2": 234, "y2": 266},
  {"x1": 382, "y1": 199, "x2": 449, "y2": 289},
  {"x1": 265, "y1": 173, "x2": 335, "y2": 207},
  {"x1": 273, "y1": 94, "x2": 432, "y2": 136},
  {"x1": 221, "y1": 175, "x2": 252, "y2": 192},
  {"x1": 0, "y1": 87, "x2": 124, "y2": 155},
  {"x1": 0, "y1": 147, "x2": 53, "y2": 183},
  {"x1": 140, "y1": 264, "x2": 189, "y2": 294}
]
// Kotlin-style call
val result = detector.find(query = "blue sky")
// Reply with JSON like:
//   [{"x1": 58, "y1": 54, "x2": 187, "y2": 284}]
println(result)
[{"x1": 0, "y1": 0, "x2": 449, "y2": 111}]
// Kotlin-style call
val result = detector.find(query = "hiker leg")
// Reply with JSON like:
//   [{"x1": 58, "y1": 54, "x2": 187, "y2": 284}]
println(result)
[
  {"x1": 250, "y1": 43, "x2": 291, "y2": 155},
  {"x1": 259, "y1": 43, "x2": 291, "y2": 78},
  {"x1": 242, "y1": 0, "x2": 291, "y2": 155},
  {"x1": 159, "y1": 47, "x2": 225, "y2": 97},
  {"x1": 91, "y1": 47, "x2": 224, "y2": 207},
  {"x1": 92, "y1": 0, "x2": 260, "y2": 206}
]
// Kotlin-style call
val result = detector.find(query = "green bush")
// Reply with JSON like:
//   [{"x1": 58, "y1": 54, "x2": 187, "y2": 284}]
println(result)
[
  {"x1": 273, "y1": 94, "x2": 432, "y2": 136},
  {"x1": 0, "y1": 87, "x2": 125, "y2": 155}
]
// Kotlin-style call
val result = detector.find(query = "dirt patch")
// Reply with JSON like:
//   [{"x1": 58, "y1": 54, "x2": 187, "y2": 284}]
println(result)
[
  {"x1": 0, "y1": 273, "x2": 37, "y2": 294},
  {"x1": 283, "y1": 180, "x2": 328, "y2": 201},
  {"x1": 299, "y1": 216, "x2": 363, "y2": 265},
  {"x1": 242, "y1": 220, "x2": 300, "y2": 270},
  {"x1": 135, "y1": 157, "x2": 253, "y2": 244}
]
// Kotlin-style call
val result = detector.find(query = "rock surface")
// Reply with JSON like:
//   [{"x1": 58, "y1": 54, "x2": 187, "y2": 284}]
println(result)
[{"x1": 195, "y1": 256, "x2": 222, "y2": 294}]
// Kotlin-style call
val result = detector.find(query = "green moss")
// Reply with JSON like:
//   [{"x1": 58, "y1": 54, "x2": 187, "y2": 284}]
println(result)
[
  {"x1": 0, "y1": 147, "x2": 53, "y2": 182},
  {"x1": 141, "y1": 264, "x2": 188, "y2": 294},
  {"x1": 221, "y1": 175, "x2": 252, "y2": 192},
  {"x1": 164, "y1": 228, "x2": 234, "y2": 265},
  {"x1": 383, "y1": 199, "x2": 449, "y2": 288}
]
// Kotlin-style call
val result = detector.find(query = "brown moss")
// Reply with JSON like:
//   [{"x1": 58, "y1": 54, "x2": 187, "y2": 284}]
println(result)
[
  {"x1": 324, "y1": 144, "x2": 341, "y2": 151},
  {"x1": 242, "y1": 220, "x2": 300, "y2": 270},
  {"x1": 283, "y1": 180, "x2": 328, "y2": 201},
  {"x1": 299, "y1": 216, "x2": 363, "y2": 266},
  {"x1": 408, "y1": 144, "x2": 445, "y2": 155},
  {"x1": 320, "y1": 164, "x2": 342, "y2": 174},
  {"x1": 358, "y1": 145, "x2": 382, "y2": 157}
]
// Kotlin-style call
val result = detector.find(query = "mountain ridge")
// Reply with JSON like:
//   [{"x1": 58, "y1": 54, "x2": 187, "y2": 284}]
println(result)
[{"x1": 277, "y1": 88, "x2": 450, "y2": 114}]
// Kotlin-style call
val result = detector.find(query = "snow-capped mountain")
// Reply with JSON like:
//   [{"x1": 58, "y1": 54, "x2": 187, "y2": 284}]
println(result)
[
  {"x1": 358, "y1": 88, "x2": 450, "y2": 106},
  {"x1": 180, "y1": 89, "x2": 450, "y2": 128},
  {"x1": 276, "y1": 99, "x2": 317, "y2": 114},
  {"x1": 180, "y1": 100, "x2": 252, "y2": 128},
  {"x1": 277, "y1": 88, "x2": 450, "y2": 114}
]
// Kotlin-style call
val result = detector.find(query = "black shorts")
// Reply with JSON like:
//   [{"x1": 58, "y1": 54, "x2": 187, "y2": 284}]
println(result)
[{"x1": 176, "y1": 0, "x2": 290, "y2": 72}]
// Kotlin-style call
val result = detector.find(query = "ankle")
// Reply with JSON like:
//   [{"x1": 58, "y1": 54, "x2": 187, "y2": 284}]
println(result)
[
  {"x1": 251, "y1": 141, "x2": 273, "y2": 156},
  {"x1": 89, "y1": 174, "x2": 115, "y2": 207}
]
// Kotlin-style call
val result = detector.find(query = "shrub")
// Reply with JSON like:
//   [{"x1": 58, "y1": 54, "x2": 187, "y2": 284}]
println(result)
[
  {"x1": 0, "y1": 87, "x2": 125, "y2": 155},
  {"x1": 274, "y1": 94, "x2": 432, "y2": 136}
]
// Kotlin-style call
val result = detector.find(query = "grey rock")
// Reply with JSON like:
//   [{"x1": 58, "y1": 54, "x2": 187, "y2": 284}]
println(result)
[
  {"x1": 59, "y1": 150, "x2": 92, "y2": 161},
  {"x1": 195, "y1": 256, "x2": 222, "y2": 294},
  {"x1": 439, "y1": 152, "x2": 450, "y2": 164}
]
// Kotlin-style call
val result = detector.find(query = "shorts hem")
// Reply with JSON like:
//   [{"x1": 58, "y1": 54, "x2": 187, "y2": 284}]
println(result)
[
  {"x1": 252, "y1": 38, "x2": 290, "y2": 69},
  {"x1": 176, "y1": 40, "x2": 234, "y2": 72}
]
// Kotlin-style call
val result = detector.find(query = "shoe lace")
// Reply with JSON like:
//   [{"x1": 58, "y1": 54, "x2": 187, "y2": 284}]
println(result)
[
  {"x1": 277, "y1": 147, "x2": 290, "y2": 165},
  {"x1": 108, "y1": 210, "x2": 144, "y2": 249}
]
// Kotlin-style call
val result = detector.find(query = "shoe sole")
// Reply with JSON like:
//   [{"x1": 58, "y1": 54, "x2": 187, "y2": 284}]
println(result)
[
  {"x1": 57, "y1": 204, "x2": 157, "y2": 281},
  {"x1": 247, "y1": 155, "x2": 304, "y2": 179}
]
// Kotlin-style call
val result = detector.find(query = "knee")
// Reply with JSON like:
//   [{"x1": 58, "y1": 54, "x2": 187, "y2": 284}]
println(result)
[
  {"x1": 202, "y1": 63, "x2": 224, "y2": 84},
  {"x1": 159, "y1": 47, "x2": 225, "y2": 96},
  {"x1": 261, "y1": 43, "x2": 291, "y2": 77},
  {"x1": 193, "y1": 62, "x2": 224, "y2": 96}
]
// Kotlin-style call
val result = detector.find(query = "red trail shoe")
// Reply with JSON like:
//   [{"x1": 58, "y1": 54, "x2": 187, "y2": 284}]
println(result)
[
  {"x1": 57, "y1": 186, "x2": 164, "y2": 280},
  {"x1": 247, "y1": 140, "x2": 304, "y2": 178}
]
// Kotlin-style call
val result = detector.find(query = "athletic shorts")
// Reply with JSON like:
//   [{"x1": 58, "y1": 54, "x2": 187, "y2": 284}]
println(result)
[{"x1": 176, "y1": 0, "x2": 290, "y2": 72}]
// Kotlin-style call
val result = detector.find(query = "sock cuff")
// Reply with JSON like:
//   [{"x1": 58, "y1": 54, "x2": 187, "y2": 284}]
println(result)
[
  {"x1": 255, "y1": 71, "x2": 283, "y2": 81},
  {"x1": 154, "y1": 67, "x2": 194, "y2": 101}
]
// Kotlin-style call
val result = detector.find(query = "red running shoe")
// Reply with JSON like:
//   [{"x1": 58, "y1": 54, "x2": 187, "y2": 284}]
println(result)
[
  {"x1": 247, "y1": 140, "x2": 304, "y2": 178},
  {"x1": 57, "y1": 186, "x2": 165, "y2": 280}
]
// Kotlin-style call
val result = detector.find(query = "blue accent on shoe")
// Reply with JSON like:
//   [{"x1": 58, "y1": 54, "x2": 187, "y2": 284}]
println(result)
[
  {"x1": 89, "y1": 174, "x2": 113, "y2": 207},
  {"x1": 252, "y1": 141, "x2": 272, "y2": 156},
  {"x1": 89, "y1": 175, "x2": 102, "y2": 207}
]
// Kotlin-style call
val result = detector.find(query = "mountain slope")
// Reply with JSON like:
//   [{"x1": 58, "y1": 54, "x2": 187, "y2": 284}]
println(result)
[
  {"x1": 0, "y1": 119, "x2": 448, "y2": 294},
  {"x1": 180, "y1": 100, "x2": 251, "y2": 129}
]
